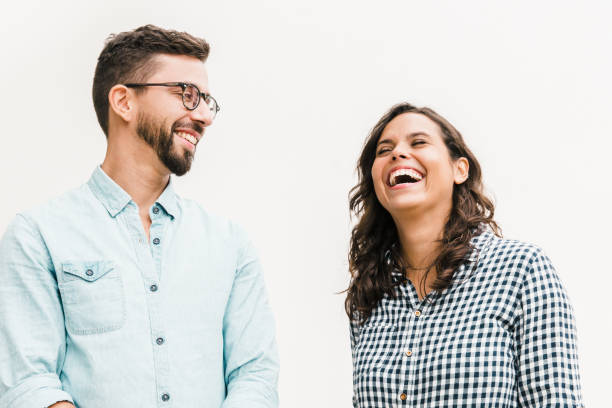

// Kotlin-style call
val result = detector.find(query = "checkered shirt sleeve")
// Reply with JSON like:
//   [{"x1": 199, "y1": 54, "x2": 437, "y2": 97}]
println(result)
[{"x1": 349, "y1": 231, "x2": 583, "y2": 407}]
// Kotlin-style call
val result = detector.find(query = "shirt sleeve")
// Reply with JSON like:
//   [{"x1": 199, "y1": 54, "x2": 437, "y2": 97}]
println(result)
[
  {"x1": 515, "y1": 248, "x2": 583, "y2": 407},
  {"x1": 221, "y1": 226, "x2": 279, "y2": 408},
  {"x1": 349, "y1": 317, "x2": 359, "y2": 408},
  {"x1": 0, "y1": 214, "x2": 74, "y2": 408}
]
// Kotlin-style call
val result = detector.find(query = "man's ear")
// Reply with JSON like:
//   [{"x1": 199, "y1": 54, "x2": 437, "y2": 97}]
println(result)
[
  {"x1": 108, "y1": 85, "x2": 135, "y2": 123},
  {"x1": 453, "y1": 157, "x2": 469, "y2": 185}
]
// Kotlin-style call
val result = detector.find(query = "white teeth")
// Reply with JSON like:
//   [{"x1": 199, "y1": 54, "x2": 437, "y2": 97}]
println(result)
[
  {"x1": 176, "y1": 131, "x2": 197, "y2": 145},
  {"x1": 390, "y1": 168, "x2": 423, "y2": 186}
]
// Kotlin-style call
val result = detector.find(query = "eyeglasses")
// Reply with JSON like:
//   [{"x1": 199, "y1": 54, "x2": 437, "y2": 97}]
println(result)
[{"x1": 124, "y1": 82, "x2": 220, "y2": 118}]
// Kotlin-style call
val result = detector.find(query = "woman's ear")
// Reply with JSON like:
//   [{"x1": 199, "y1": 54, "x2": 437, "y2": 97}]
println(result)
[
  {"x1": 453, "y1": 157, "x2": 469, "y2": 185},
  {"x1": 108, "y1": 85, "x2": 135, "y2": 123}
]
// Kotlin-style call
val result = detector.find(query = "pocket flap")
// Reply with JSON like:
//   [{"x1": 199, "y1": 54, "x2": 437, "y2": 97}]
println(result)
[{"x1": 62, "y1": 261, "x2": 115, "y2": 282}]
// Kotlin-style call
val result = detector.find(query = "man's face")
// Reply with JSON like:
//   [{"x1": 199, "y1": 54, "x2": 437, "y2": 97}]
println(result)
[{"x1": 134, "y1": 54, "x2": 213, "y2": 176}]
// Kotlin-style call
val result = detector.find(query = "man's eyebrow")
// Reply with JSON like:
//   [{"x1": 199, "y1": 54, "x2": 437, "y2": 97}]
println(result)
[{"x1": 188, "y1": 82, "x2": 210, "y2": 94}]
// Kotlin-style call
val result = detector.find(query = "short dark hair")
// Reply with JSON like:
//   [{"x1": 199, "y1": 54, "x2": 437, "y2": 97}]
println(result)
[{"x1": 92, "y1": 24, "x2": 210, "y2": 136}]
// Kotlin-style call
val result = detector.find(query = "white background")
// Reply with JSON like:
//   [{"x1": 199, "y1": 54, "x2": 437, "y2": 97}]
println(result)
[{"x1": 1, "y1": 1, "x2": 610, "y2": 406}]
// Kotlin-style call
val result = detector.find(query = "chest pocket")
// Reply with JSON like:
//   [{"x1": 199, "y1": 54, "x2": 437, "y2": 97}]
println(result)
[
  {"x1": 354, "y1": 322, "x2": 398, "y2": 377},
  {"x1": 59, "y1": 260, "x2": 125, "y2": 335}
]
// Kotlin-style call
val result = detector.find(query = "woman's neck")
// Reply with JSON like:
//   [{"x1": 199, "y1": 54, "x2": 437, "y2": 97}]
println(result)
[
  {"x1": 392, "y1": 206, "x2": 449, "y2": 298},
  {"x1": 393, "y1": 210, "x2": 447, "y2": 269}
]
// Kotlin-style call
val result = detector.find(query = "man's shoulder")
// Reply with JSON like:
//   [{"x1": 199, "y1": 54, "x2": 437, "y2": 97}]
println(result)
[
  {"x1": 20, "y1": 183, "x2": 94, "y2": 224},
  {"x1": 177, "y1": 197, "x2": 249, "y2": 242}
]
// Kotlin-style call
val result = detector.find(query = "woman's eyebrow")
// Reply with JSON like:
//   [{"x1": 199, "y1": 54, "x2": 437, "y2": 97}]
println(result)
[
  {"x1": 407, "y1": 131, "x2": 431, "y2": 139},
  {"x1": 377, "y1": 132, "x2": 430, "y2": 146},
  {"x1": 377, "y1": 138, "x2": 394, "y2": 147}
]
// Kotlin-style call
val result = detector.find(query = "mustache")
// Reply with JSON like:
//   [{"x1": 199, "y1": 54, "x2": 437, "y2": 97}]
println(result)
[{"x1": 171, "y1": 120, "x2": 204, "y2": 136}]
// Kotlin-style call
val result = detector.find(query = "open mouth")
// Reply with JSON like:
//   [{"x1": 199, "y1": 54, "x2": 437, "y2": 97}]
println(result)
[
  {"x1": 175, "y1": 131, "x2": 198, "y2": 146},
  {"x1": 388, "y1": 168, "x2": 424, "y2": 187}
]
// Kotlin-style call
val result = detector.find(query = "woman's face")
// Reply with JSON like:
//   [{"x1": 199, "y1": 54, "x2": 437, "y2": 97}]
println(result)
[{"x1": 371, "y1": 112, "x2": 468, "y2": 219}]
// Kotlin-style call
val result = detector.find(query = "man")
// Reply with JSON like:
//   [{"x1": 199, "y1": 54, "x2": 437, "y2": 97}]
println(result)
[{"x1": 0, "y1": 25, "x2": 279, "y2": 408}]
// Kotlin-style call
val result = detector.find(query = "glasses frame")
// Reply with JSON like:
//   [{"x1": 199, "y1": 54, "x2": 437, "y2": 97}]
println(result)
[{"x1": 123, "y1": 82, "x2": 220, "y2": 117}]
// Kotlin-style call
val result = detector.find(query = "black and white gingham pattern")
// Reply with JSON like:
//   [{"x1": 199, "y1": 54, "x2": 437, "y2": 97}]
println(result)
[{"x1": 350, "y1": 230, "x2": 583, "y2": 407}]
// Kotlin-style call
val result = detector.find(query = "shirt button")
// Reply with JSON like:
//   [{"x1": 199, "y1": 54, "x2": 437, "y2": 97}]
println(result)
[
  {"x1": 405, "y1": 350, "x2": 412, "y2": 357},
  {"x1": 150, "y1": 284, "x2": 158, "y2": 292},
  {"x1": 415, "y1": 310, "x2": 421, "y2": 317},
  {"x1": 400, "y1": 393, "x2": 407, "y2": 400},
  {"x1": 152, "y1": 207, "x2": 160, "y2": 214},
  {"x1": 85, "y1": 269, "x2": 94, "y2": 276},
  {"x1": 161, "y1": 393, "x2": 170, "y2": 402},
  {"x1": 152, "y1": 237, "x2": 160, "y2": 245},
  {"x1": 156, "y1": 337, "x2": 164, "y2": 345}
]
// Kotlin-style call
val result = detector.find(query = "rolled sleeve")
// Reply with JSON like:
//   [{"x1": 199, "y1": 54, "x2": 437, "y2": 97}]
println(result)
[
  {"x1": 516, "y1": 248, "x2": 583, "y2": 407},
  {"x1": 0, "y1": 215, "x2": 72, "y2": 408},
  {"x1": 221, "y1": 226, "x2": 279, "y2": 408},
  {"x1": 0, "y1": 374, "x2": 73, "y2": 408}
]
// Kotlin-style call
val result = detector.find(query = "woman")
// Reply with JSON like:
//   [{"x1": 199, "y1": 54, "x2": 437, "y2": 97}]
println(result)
[{"x1": 346, "y1": 103, "x2": 583, "y2": 407}]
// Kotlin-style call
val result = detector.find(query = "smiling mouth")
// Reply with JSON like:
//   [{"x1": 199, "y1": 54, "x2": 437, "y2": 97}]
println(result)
[
  {"x1": 175, "y1": 131, "x2": 198, "y2": 145},
  {"x1": 389, "y1": 168, "x2": 424, "y2": 186}
]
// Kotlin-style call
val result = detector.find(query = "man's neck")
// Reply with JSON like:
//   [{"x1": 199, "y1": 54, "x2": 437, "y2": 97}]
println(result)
[{"x1": 101, "y1": 137, "x2": 170, "y2": 212}]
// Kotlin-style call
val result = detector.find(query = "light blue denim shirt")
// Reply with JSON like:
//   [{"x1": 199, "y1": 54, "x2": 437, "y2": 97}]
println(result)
[{"x1": 0, "y1": 166, "x2": 279, "y2": 408}]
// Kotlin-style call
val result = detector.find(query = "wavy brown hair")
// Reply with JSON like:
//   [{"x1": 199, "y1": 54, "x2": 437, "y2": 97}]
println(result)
[{"x1": 346, "y1": 103, "x2": 500, "y2": 324}]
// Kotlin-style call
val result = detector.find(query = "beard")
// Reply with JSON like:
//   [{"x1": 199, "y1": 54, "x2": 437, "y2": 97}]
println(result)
[{"x1": 136, "y1": 112, "x2": 201, "y2": 176}]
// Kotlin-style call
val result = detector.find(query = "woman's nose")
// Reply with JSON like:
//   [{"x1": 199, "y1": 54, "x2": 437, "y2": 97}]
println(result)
[{"x1": 391, "y1": 152, "x2": 408, "y2": 161}]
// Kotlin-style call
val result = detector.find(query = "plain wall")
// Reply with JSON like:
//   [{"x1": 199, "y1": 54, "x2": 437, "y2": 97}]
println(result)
[{"x1": 0, "y1": 1, "x2": 610, "y2": 406}]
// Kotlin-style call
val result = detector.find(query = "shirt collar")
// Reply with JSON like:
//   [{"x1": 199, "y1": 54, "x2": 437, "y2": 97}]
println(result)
[
  {"x1": 87, "y1": 166, "x2": 131, "y2": 218},
  {"x1": 155, "y1": 178, "x2": 179, "y2": 220},
  {"x1": 87, "y1": 166, "x2": 179, "y2": 219},
  {"x1": 449, "y1": 226, "x2": 496, "y2": 284},
  {"x1": 467, "y1": 225, "x2": 496, "y2": 262},
  {"x1": 389, "y1": 225, "x2": 496, "y2": 282}
]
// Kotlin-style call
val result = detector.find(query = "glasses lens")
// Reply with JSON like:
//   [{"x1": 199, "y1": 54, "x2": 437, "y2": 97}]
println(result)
[
  {"x1": 205, "y1": 96, "x2": 219, "y2": 117},
  {"x1": 182, "y1": 84, "x2": 199, "y2": 110}
]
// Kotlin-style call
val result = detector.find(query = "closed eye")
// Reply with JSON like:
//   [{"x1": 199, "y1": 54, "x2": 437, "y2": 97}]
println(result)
[
  {"x1": 412, "y1": 139, "x2": 426, "y2": 147},
  {"x1": 376, "y1": 147, "x2": 392, "y2": 155}
]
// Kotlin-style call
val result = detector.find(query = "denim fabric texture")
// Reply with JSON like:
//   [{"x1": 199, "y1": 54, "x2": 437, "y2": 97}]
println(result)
[{"x1": 0, "y1": 166, "x2": 279, "y2": 408}]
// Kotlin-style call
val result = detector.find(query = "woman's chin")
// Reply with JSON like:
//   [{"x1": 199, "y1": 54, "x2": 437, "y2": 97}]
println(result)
[{"x1": 385, "y1": 198, "x2": 425, "y2": 215}]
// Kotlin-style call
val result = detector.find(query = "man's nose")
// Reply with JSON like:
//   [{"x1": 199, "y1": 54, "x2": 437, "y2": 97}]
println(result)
[{"x1": 189, "y1": 103, "x2": 214, "y2": 127}]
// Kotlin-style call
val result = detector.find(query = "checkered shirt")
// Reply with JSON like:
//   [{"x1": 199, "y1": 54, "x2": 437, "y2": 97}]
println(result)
[{"x1": 350, "y1": 230, "x2": 583, "y2": 407}]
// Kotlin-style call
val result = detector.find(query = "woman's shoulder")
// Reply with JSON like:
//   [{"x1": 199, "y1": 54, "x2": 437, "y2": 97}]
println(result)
[{"x1": 475, "y1": 230, "x2": 560, "y2": 286}]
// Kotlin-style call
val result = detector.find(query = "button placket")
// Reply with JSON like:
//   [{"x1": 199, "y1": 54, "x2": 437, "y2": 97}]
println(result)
[
  {"x1": 126, "y1": 206, "x2": 172, "y2": 407},
  {"x1": 398, "y1": 284, "x2": 431, "y2": 406}
]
